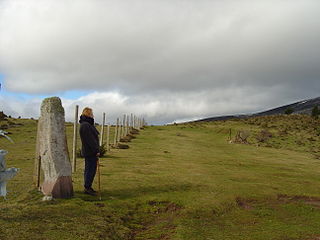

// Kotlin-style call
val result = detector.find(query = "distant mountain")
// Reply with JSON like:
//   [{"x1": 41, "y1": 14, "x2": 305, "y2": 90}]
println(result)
[{"x1": 195, "y1": 96, "x2": 320, "y2": 122}]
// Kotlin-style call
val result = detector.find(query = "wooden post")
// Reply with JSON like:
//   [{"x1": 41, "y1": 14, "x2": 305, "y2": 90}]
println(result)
[
  {"x1": 37, "y1": 156, "x2": 41, "y2": 189},
  {"x1": 120, "y1": 115, "x2": 123, "y2": 138},
  {"x1": 72, "y1": 105, "x2": 79, "y2": 173},
  {"x1": 117, "y1": 117, "x2": 122, "y2": 142},
  {"x1": 35, "y1": 124, "x2": 41, "y2": 187},
  {"x1": 229, "y1": 128, "x2": 232, "y2": 141},
  {"x1": 99, "y1": 112, "x2": 106, "y2": 146},
  {"x1": 132, "y1": 115, "x2": 134, "y2": 129},
  {"x1": 97, "y1": 158, "x2": 102, "y2": 201},
  {"x1": 126, "y1": 115, "x2": 129, "y2": 135},
  {"x1": 106, "y1": 124, "x2": 110, "y2": 152},
  {"x1": 113, "y1": 118, "x2": 119, "y2": 146},
  {"x1": 122, "y1": 114, "x2": 126, "y2": 137},
  {"x1": 124, "y1": 114, "x2": 127, "y2": 136},
  {"x1": 130, "y1": 113, "x2": 133, "y2": 130}
]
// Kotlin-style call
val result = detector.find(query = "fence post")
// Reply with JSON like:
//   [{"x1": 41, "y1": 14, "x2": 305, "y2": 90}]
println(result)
[
  {"x1": 99, "y1": 112, "x2": 106, "y2": 146},
  {"x1": 126, "y1": 115, "x2": 129, "y2": 135},
  {"x1": 130, "y1": 113, "x2": 133, "y2": 130},
  {"x1": 124, "y1": 114, "x2": 127, "y2": 136},
  {"x1": 122, "y1": 114, "x2": 126, "y2": 137},
  {"x1": 117, "y1": 117, "x2": 122, "y2": 142},
  {"x1": 37, "y1": 156, "x2": 41, "y2": 189},
  {"x1": 136, "y1": 116, "x2": 138, "y2": 129},
  {"x1": 72, "y1": 105, "x2": 79, "y2": 173},
  {"x1": 106, "y1": 124, "x2": 110, "y2": 152},
  {"x1": 113, "y1": 118, "x2": 119, "y2": 147}
]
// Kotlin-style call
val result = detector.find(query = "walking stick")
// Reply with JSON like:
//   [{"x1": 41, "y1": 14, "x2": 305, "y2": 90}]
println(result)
[{"x1": 97, "y1": 157, "x2": 102, "y2": 200}]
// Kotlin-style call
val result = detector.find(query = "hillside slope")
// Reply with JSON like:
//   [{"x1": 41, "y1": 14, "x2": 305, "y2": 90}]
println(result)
[
  {"x1": 256, "y1": 96, "x2": 320, "y2": 116},
  {"x1": 196, "y1": 96, "x2": 320, "y2": 122},
  {"x1": 1, "y1": 117, "x2": 320, "y2": 239}
]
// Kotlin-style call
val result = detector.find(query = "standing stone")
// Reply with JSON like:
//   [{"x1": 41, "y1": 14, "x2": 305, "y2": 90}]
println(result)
[{"x1": 37, "y1": 97, "x2": 73, "y2": 198}]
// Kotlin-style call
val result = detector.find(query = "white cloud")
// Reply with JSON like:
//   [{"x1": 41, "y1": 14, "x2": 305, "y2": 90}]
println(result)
[{"x1": 0, "y1": 84, "x2": 292, "y2": 124}]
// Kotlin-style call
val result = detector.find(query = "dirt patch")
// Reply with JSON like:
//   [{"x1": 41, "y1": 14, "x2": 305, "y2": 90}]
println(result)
[
  {"x1": 256, "y1": 129, "x2": 273, "y2": 143},
  {"x1": 130, "y1": 129, "x2": 140, "y2": 135},
  {"x1": 94, "y1": 203, "x2": 105, "y2": 208},
  {"x1": 235, "y1": 197, "x2": 255, "y2": 210},
  {"x1": 164, "y1": 202, "x2": 182, "y2": 213},
  {"x1": 277, "y1": 194, "x2": 320, "y2": 208},
  {"x1": 232, "y1": 131, "x2": 250, "y2": 144},
  {"x1": 305, "y1": 236, "x2": 320, "y2": 240},
  {"x1": 235, "y1": 195, "x2": 320, "y2": 212},
  {"x1": 120, "y1": 135, "x2": 133, "y2": 142},
  {"x1": 117, "y1": 143, "x2": 130, "y2": 149},
  {"x1": 148, "y1": 200, "x2": 170, "y2": 206},
  {"x1": 130, "y1": 201, "x2": 183, "y2": 240},
  {"x1": 147, "y1": 200, "x2": 183, "y2": 213},
  {"x1": 176, "y1": 133, "x2": 187, "y2": 137},
  {"x1": 127, "y1": 134, "x2": 136, "y2": 139}
]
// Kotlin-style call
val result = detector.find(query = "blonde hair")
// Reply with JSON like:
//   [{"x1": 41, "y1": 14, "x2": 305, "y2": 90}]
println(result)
[{"x1": 82, "y1": 107, "x2": 93, "y2": 117}]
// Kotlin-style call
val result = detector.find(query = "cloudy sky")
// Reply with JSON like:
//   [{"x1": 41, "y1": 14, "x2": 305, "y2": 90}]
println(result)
[{"x1": 0, "y1": 0, "x2": 319, "y2": 124}]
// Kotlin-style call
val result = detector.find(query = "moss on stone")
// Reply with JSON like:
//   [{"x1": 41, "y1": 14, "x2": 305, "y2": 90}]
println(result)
[{"x1": 41, "y1": 97, "x2": 65, "y2": 115}]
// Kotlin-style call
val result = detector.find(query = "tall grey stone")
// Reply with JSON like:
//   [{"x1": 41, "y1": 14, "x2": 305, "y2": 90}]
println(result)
[{"x1": 37, "y1": 97, "x2": 73, "y2": 198}]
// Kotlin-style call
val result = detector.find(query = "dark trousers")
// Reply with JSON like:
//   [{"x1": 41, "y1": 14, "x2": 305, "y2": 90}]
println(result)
[{"x1": 84, "y1": 156, "x2": 97, "y2": 189}]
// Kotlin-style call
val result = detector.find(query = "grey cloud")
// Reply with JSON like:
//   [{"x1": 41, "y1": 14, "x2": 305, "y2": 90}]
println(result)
[{"x1": 0, "y1": 0, "x2": 320, "y2": 123}]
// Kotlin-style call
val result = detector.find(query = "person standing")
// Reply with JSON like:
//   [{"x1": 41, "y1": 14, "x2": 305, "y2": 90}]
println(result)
[{"x1": 79, "y1": 107, "x2": 100, "y2": 196}]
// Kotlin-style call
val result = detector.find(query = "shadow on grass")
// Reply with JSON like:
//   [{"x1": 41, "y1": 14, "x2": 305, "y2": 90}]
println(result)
[
  {"x1": 75, "y1": 183, "x2": 193, "y2": 201},
  {"x1": 99, "y1": 155, "x2": 124, "y2": 161}
]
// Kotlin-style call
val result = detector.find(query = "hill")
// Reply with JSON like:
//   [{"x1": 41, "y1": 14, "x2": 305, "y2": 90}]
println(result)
[
  {"x1": 196, "y1": 96, "x2": 320, "y2": 122},
  {"x1": 1, "y1": 116, "x2": 320, "y2": 239}
]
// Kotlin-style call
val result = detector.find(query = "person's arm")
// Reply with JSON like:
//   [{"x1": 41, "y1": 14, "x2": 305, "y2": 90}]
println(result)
[{"x1": 80, "y1": 124, "x2": 100, "y2": 155}]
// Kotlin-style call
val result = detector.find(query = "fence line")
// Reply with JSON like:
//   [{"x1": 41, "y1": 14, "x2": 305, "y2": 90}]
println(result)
[{"x1": 71, "y1": 106, "x2": 147, "y2": 173}]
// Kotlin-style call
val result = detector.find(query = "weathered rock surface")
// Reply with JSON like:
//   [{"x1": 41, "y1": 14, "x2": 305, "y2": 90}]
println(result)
[{"x1": 37, "y1": 97, "x2": 73, "y2": 198}]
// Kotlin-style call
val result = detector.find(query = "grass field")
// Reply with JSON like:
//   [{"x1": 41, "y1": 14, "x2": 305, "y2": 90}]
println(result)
[{"x1": 1, "y1": 115, "x2": 320, "y2": 240}]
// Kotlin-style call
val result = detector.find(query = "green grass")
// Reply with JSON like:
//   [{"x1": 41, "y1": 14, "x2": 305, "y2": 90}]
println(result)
[{"x1": 1, "y1": 116, "x2": 320, "y2": 239}]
